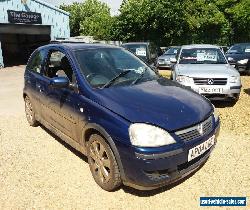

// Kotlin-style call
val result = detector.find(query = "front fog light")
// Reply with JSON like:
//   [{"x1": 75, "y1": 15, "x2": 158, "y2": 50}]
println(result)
[
  {"x1": 229, "y1": 76, "x2": 240, "y2": 83},
  {"x1": 129, "y1": 123, "x2": 176, "y2": 147}
]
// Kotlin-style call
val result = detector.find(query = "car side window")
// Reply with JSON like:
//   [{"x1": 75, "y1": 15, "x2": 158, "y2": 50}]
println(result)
[
  {"x1": 27, "y1": 50, "x2": 46, "y2": 74},
  {"x1": 44, "y1": 50, "x2": 77, "y2": 85}
]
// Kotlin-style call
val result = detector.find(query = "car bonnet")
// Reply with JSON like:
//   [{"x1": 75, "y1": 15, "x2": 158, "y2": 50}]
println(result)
[
  {"x1": 176, "y1": 64, "x2": 239, "y2": 77},
  {"x1": 91, "y1": 78, "x2": 213, "y2": 132}
]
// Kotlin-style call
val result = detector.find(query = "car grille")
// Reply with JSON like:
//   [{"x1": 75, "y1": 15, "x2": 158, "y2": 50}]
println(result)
[
  {"x1": 175, "y1": 116, "x2": 213, "y2": 142},
  {"x1": 193, "y1": 78, "x2": 227, "y2": 85}
]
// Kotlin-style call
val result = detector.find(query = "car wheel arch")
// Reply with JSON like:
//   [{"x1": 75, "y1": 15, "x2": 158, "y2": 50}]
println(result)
[
  {"x1": 23, "y1": 93, "x2": 28, "y2": 99},
  {"x1": 82, "y1": 123, "x2": 126, "y2": 180}
]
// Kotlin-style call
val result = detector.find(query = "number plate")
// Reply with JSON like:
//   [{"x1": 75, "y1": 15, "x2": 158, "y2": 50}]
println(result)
[
  {"x1": 199, "y1": 87, "x2": 223, "y2": 94},
  {"x1": 136, "y1": 48, "x2": 147, "y2": 56},
  {"x1": 188, "y1": 136, "x2": 215, "y2": 162}
]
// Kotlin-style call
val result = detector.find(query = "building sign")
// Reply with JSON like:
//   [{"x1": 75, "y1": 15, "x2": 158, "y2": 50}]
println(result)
[{"x1": 7, "y1": 10, "x2": 42, "y2": 24}]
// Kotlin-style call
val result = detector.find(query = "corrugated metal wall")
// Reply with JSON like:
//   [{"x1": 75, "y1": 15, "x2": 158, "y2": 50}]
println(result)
[
  {"x1": 0, "y1": 0, "x2": 70, "y2": 39},
  {"x1": 0, "y1": 0, "x2": 70, "y2": 67}
]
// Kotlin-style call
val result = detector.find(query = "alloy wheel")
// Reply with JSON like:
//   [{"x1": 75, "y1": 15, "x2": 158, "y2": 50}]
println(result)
[{"x1": 89, "y1": 140, "x2": 111, "y2": 183}]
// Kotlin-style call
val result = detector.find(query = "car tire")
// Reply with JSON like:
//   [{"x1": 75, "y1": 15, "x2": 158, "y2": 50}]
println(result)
[
  {"x1": 170, "y1": 73, "x2": 173, "y2": 80},
  {"x1": 229, "y1": 95, "x2": 239, "y2": 105},
  {"x1": 234, "y1": 94, "x2": 240, "y2": 101},
  {"x1": 87, "y1": 134, "x2": 122, "y2": 191},
  {"x1": 24, "y1": 96, "x2": 39, "y2": 127}
]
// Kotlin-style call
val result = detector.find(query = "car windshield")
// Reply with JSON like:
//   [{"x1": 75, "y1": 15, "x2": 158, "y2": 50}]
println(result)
[
  {"x1": 75, "y1": 48, "x2": 157, "y2": 88},
  {"x1": 165, "y1": 47, "x2": 180, "y2": 55},
  {"x1": 179, "y1": 48, "x2": 227, "y2": 64},
  {"x1": 227, "y1": 44, "x2": 250, "y2": 54},
  {"x1": 122, "y1": 44, "x2": 148, "y2": 61}
]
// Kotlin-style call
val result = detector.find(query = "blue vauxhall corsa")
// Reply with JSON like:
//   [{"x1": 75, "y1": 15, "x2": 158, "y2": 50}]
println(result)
[{"x1": 23, "y1": 43, "x2": 220, "y2": 191}]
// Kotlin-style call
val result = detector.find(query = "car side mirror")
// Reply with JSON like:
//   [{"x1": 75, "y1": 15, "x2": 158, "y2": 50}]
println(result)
[
  {"x1": 50, "y1": 77, "x2": 69, "y2": 88},
  {"x1": 170, "y1": 57, "x2": 177, "y2": 64}
]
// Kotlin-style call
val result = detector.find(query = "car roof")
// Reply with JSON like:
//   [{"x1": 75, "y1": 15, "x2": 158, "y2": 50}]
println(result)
[
  {"x1": 181, "y1": 44, "x2": 220, "y2": 49},
  {"x1": 122, "y1": 42, "x2": 149, "y2": 46},
  {"x1": 168, "y1": 46, "x2": 180, "y2": 48},
  {"x1": 232, "y1": 43, "x2": 250, "y2": 46},
  {"x1": 39, "y1": 43, "x2": 120, "y2": 51}
]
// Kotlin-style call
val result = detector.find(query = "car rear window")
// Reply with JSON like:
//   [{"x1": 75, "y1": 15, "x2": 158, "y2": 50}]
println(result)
[
  {"x1": 165, "y1": 47, "x2": 180, "y2": 55},
  {"x1": 228, "y1": 44, "x2": 250, "y2": 54},
  {"x1": 123, "y1": 44, "x2": 148, "y2": 57}
]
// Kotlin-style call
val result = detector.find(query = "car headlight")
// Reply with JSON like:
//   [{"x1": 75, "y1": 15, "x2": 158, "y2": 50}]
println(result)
[
  {"x1": 212, "y1": 104, "x2": 219, "y2": 122},
  {"x1": 129, "y1": 123, "x2": 176, "y2": 147},
  {"x1": 229, "y1": 76, "x2": 240, "y2": 83},
  {"x1": 237, "y1": 59, "x2": 248, "y2": 65},
  {"x1": 227, "y1": 57, "x2": 234, "y2": 61},
  {"x1": 176, "y1": 75, "x2": 193, "y2": 83}
]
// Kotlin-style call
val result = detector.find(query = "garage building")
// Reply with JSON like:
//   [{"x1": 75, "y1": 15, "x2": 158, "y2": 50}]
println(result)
[{"x1": 0, "y1": 0, "x2": 70, "y2": 68}]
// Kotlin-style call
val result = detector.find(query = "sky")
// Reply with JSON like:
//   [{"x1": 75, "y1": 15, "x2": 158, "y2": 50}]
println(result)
[{"x1": 43, "y1": 0, "x2": 123, "y2": 15}]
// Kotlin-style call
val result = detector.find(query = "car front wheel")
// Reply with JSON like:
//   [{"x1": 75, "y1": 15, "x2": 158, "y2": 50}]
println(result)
[{"x1": 87, "y1": 134, "x2": 122, "y2": 191}]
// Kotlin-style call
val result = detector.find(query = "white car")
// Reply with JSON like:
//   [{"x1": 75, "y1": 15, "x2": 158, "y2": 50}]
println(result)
[{"x1": 171, "y1": 44, "x2": 241, "y2": 102}]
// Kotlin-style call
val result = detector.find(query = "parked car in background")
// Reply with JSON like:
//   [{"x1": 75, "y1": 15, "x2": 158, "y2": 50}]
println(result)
[
  {"x1": 160, "y1": 46, "x2": 169, "y2": 54},
  {"x1": 121, "y1": 42, "x2": 162, "y2": 66},
  {"x1": 172, "y1": 44, "x2": 241, "y2": 102},
  {"x1": 157, "y1": 46, "x2": 180, "y2": 69},
  {"x1": 24, "y1": 43, "x2": 219, "y2": 191},
  {"x1": 225, "y1": 43, "x2": 250, "y2": 74}
]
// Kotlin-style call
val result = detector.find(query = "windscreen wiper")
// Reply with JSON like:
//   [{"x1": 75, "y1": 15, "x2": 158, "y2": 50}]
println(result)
[
  {"x1": 101, "y1": 70, "x2": 132, "y2": 89},
  {"x1": 131, "y1": 67, "x2": 147, "y2": 85}
]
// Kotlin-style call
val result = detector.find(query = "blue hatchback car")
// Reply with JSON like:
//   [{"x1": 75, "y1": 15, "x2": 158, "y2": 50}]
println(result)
[{"x1": 23, "y1": 43, "x2": 220, "y2": 191}]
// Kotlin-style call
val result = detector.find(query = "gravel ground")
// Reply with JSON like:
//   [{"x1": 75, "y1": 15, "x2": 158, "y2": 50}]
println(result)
[{"x1": 0, "y1": 66, "x2": 249, "y2": 209}]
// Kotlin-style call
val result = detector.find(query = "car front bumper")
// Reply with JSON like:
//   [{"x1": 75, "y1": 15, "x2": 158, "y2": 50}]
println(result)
[
  {"x1": 178, "y1": 83, "x2": 241, "y2": 100},
  {"x1": 157, "y1": 61, "x2": 172, "y2": 69},
  {"x1": 236, "y1": 64, "x2": 250, "y2": 73},
  {"x1": 116, "y1": 121, "x2": 220, "y2": 190}
]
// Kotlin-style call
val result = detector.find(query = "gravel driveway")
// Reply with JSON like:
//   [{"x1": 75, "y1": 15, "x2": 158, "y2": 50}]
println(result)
[{"x1": 0, "y1": 66, "x2": 249, "y2": 209}]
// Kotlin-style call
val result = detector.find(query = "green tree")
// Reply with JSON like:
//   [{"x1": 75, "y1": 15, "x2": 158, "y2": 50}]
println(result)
[
  {"x1": 112, "y1": 0, "x2": 185, "y2": 46},
  {"x1": 61, "y1": 0, "x2": 250, "y2": 45},
  {"x1": 215, "y1": 0, "x2": 250, "y2": 43},
  {"x1": 60, "y1": 0, "x2": 113, "y2": 40},
  {"x1": 183, "y1": 0, "x2": 231, "y2": 45},
  {"x1": 60, "y1": 3, "x2": 82, "y2": 37}
]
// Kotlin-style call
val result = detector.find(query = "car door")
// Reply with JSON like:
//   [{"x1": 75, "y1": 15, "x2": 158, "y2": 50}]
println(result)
[
  {"x1": 24, "y1": 49, "x2": 47, "y2": 119},
  {"x1": 39, "y1": 49, "x2": 82, "y2": 141}
]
